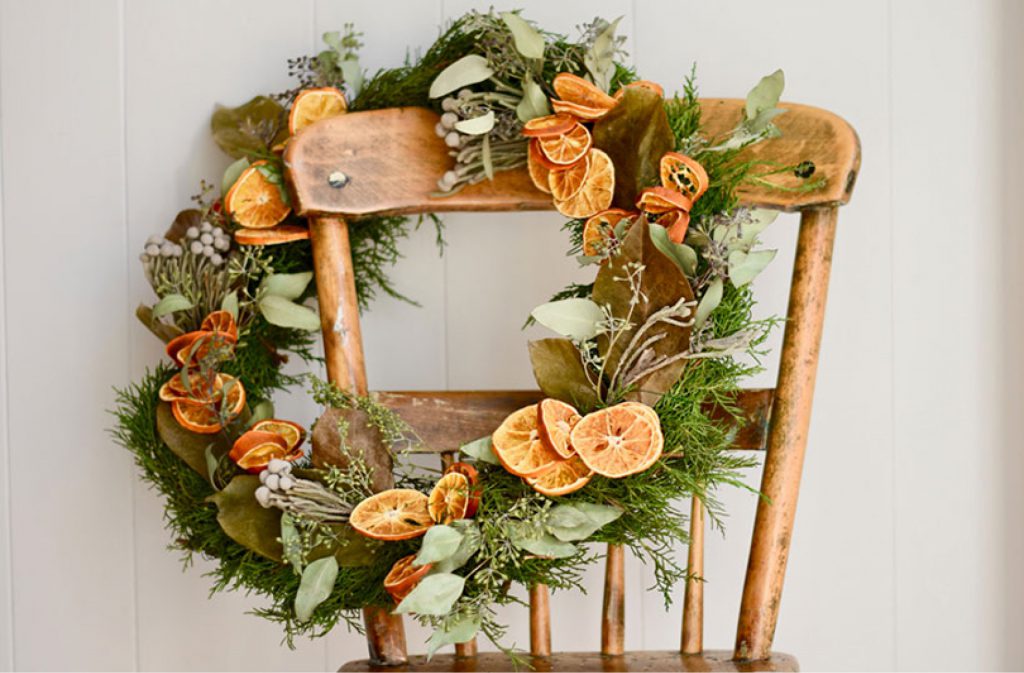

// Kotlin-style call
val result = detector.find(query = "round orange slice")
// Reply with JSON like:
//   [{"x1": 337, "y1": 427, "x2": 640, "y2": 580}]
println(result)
[
  {"x1": 619, "y1": 402, "x2": 664, "y2": 472},
  {"x1": 636, "y1": 186, "x2": 693, "y2": 215},
  {"x1": 526, "y1": 455, "x2": 593, "y2": 496},
  {"x1": 492, "y1": 405, "x2": 561, "y2": 478},
  {"x1": 522, "y1": 113, "x2": 576, "y2": 138},
  {"x1": 349, "y1": 489, "x2": 433, "y2": 541},
  {"x1": 614, "y1": 80, "x2": 665, "y2": 100},
  {"x1": 527, "y1": 140, "x2": 553, "y2": 194},
  {"x1": 554, "y1": 148, "x2": 614, "y2": 219},
  {"x1": 217, "y1": 374, "x2": 246, "y2": 419},
  {"x1": 384, "y1": 554, "x2": 433, "y2": 603},
  {"x1": 171, "y1": 399, "x2": 222, "y2": 434},
  {"x1": 201, "y1": 310, "x2": 238, "y2": 342},
  {"x1": 229, "y1": 430, "x2": 291, "y2": 473},
  {"x1": 548, "y1": 151, "x2": 591, "y2": 202},
  {"x1": 570, "y1": 403, "x2": 663, "y2": 478},
  {"x1": 288, "y1": 86, "x2": 347, "y2": 135},
  {"x1": 165, "y1": 331, "x2": 204, "y2": 366},
  {"x1": 552, "y1": 73, "x2": 617, "y2": 110},
  {"x1": 657, "y1": 209, "x2": 691, "y2": 244},
  {"x1": 251, "y1": 419, "x2": 305, "y2": 451},
  {"x1": 551, "y1": 98, "x2": 613, "y2": 121},
  {"x1": 538, "y1": 123, "x2": 592, "y2": 166},
  {"x1": 224, "y1": 160, "x2": 291, "y2": 230},
  {"x1": 444, "y1": 462, "x2": 480, "y2": 518},
  {"x1": 428, "y1": 472, "x2": 472, "y2": 524},
  {"x1": 234, "y1": 224, "x2": 309, "y2": 246},
  {"x1": 159, "y1": 370, "x2": 219, "y2": 403},
  {"x1": 660, "y1": 152, "x2": 709, "y2": 201},
  {"x1": 582, "y1": 209, "x2": 633, "y2": 256},
  {"x1": 537, "y1": 399, "x2": 582, "y2": 459}
]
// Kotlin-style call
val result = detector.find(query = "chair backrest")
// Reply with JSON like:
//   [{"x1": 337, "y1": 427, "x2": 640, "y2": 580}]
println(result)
[{"x1": 283, "y1": 99, "x2": 860, "y2": 666}]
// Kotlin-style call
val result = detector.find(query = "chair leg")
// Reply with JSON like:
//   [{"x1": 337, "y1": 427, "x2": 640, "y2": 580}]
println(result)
[
  {"x1": 530, "y1": 583, "x2": 552, "y2": 656},
  {"x1": 601, "y1": 544, "x2": 625, "y2": 655},
  {"x1": 681, "y1": 496, "x2": 705, "y2": 654},
  {"x1": 734, "y1": 207, "x2": 838, "y2": 661}
]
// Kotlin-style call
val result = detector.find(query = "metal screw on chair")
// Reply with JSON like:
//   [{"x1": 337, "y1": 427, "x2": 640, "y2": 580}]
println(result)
[{"x1": 328, "y1": 171, "x2": 349, "y2": 188}]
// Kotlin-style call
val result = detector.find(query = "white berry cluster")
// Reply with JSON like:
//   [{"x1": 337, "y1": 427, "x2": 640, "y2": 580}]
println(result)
[
  {"x1": 254, "y1": 459, "x2": 296, "y2": 507},
  {"x1": 183, "y1": 220, "x2": 231, "y2": 266},
  {"x1": 139, "y1": 234, "x2": 183, "y2": 265},
  {"x1": 434, "y1": 88, "x2": 474, "y2": 192}
]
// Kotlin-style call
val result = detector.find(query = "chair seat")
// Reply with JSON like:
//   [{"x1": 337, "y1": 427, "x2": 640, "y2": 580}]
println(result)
[{"x1": 340, "y1": 650, "x2": 798, "y2": 672}]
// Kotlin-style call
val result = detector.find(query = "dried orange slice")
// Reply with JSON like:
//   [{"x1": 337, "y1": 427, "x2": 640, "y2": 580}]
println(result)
[
  {"x1": 251, "y1": 419, "x2": 305, "y2": 451},
  {"x1": 551, "y1": 98, "x2": 613, "y2": 121},
  {"x1": 636, "y1": 186, "x2": 693, "y2": 215},
  {"x1": 554, "y1": 148, "x2": 614, "y2": 219},
  {"x1": 548, "y1": 151, "x2": 591, "y2": 202},
  {"x1": 159, "y1": 370, "x2": 219, "y2": 403},
  {"x1": 229, "y1": 430, "x2": 292, "y2": 473},
  {"x1": 224, "y1": 160, "x2": 291, "y2": 229},
  {"x1": 660, "y1": 152, "x2": 709, "y2": 201},
  {"x1": 171, "y1": 399, "x2": 222, "y2": 434},
  {"x1": 570, "y1": 403, "x2": 663, "y2": 478},
  {"x1": 218, "y1": 374, "x2": 246, "y2": 419},
  {"x1": 384, "y1": 554, "x2": 433, "y2": 603},
  {"x1": 428, "y1": 471, "x2": 472, "y2": 524},
  {"x1": 526, "y1": 455, "x2": 593, "y2": 497},
  {"x1": 614, "y1": 80, "x2": 665, "y2": 100},
  {"x1": 619, "y1": 402, "x2": 664, "y2": 472},
  {"x1": 538, "y1": 123, "x2": 592, "y2": 166},
  {"x1": 537, "y1": 399, "x2": 582, "y2": 459},
  {"x1": 165, "y1": 331, "x2": 203, "y2": 366},
  {"x1": 234, "y1": 224, "x2": 310, "y2": 246},
  {"x1": 527, "y1": 140, "x2": 553, "y2": 194},
  {"x1": 201, "y1": 310, "x2": 238, "y2": 342},
  {"x1": 552, "y1": 73, "x2": 617, "y2": 110},
  {"x1": 349, "y1": 489, "x2": 433, "y2": 541},
  {"x1": 492, "y1": 405, "x2": 561, "y2": 478},
  {"x1": 582, "y1": 209, "x2": 633, "y2": 256},
  {"x1": 288, "y1": 86, "x2": 347, "y2": 135},
  {"x1": 657, "y1": 209, "x2": 691, "y2": 244},
  {"x1": 445, "y1": 462, "x2": 480, "y2": 518},
  {"x1": 522, "y1": 113, "x2": 576, "y2": 138}
]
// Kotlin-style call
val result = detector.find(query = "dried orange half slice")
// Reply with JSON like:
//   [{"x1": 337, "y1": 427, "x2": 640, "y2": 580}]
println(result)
[
  {"x1": 657, "y1": 209, "x2": 691, "y2": 244},
  {"x1": 251, "y1": 419, "x2": 305, "y2": 451},
  {"x1": 201, "y1": 310, "x2": 238, "y2": 342},
  {"x1": 492, "y1": 405, "x2": 561, "y2": 478},
  {"x1": 218, "y1": 374, "x2": 246, "y2": 418},
  {"x1": 522, "y1": 113, "x2": 576, "y2": 138},
  {"x1": 229, "y1": 430, "x2": 291, "y2": 473},
  {"x1": 384, "y1": 554, "x2": 433, "y2": 603},
  {"x1": 551, "y1": 98, "x2": 613, "y2": 121},
  {"x1": 554, "y1": 148, "x2": 614, "y2": 219},
  {"x1": 445, "y1": 462, "x2": 480, "y2": 518},
  {"x1": 171, "y1": 399, "x2": 222, "y2": 434},
  {"x1": 548, "y1": 151, "x2": 591, "y2": 202},
  {"x1": 537, "y1": 399, "x2": 582, "y2": 459},
  {"x1": 660, "y1": 152, "x2": 709, "y2": 201},
  {"x1": 552, "y1": 73, "x2": 617, "y2": 110},
  {"x1": 538, "y1": 123, "x2": 592, "y2": 166},
  {"x1": 582, "y1": 208, "x2": 633, "y2": 256},
  {"x1": 428, "y1": 472, "x2": 472, "y2": 524},
  {"x1": 570, "y1": 403, "x2": 663, "y2": 478},
  {"x1": 224, "y1": 160, "x2": 291, "y2": 230},
  {"x1": 636, "y1": 186, "x2": 693, "y2": 215},
  {"x1": 527, "y1": 140, "x2": 553, "y2": 194},
  {"x1": 160, "y1": 370, "x2": 219, "y2": 403},
  {"x1": 526, "y1": 455, "x2": 593, "y2": 497},
  {"x1": 234, "y1": 224, "x2": 310, "y2": 246},
  {"x1": 350, "y1": 489, "x2": 433, "y2": 541},
  {"x1": 620, "y1": 402, "x2": 664, "y2": 472},
  {"x1": 288, "y1": 86, "x2": 347, "y2": 135},
  {"x1": 165, "y1": 331, "x2": 203, "y2": 366}
]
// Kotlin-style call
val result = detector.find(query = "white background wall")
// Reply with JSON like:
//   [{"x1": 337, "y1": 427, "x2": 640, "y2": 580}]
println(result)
[{"x1": 0, "y1": 0, "x2": 1021, "y2": 670}]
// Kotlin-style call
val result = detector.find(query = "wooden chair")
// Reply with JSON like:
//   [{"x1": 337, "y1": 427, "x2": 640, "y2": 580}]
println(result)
[{"x1": 283, "y1": 98, "x2": 860, "y2": 672}]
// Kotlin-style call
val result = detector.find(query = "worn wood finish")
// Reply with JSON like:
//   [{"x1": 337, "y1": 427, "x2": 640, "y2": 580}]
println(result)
[
  {"x1": 454, "y1": 639, "x2": 478, "y2": 659},
  {"x1": 601, "y1": 544, "x2": 626, "y2": 656},
  {"x1": 363, "y1": 607, "x2": 409, "y2": 668},
  {"x1": 734, "y1": 208, "x2": 839, "y2": 661},
  {"x1": 339, "y1": 650, "x2": 798, "y2": 672},
  {"x1": 681, "y1": 497, "x2": 705, "y2": 654},
  {"x1": 373, "y1": 389, "x2": 774, "y2": 453},
  {"x1": 531, "y1": 584, "x2": 553, "y2": 656},
  {"x1": 286, "y1": 101, "x2": 858, "y2": 219}
]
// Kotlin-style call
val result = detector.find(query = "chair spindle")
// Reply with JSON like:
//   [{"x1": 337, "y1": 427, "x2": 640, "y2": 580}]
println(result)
[
  {"x1": 530, "y1": 583, "x2": 553, "y2": 656},
  {"x1": 601, "y1": 543, "x2": 626, "y2": 655},
  {"x1": 681, "y1": 496, "x2": 705, "y2": 654}
]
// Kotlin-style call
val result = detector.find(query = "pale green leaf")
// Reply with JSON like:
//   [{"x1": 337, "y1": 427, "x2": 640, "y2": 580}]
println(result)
[
  {"x1": 695, "y1": 278, "x2": 723, "y2": 329},
  {"x1": 220, "y1": 291, "x2": 239, "y2": 320},
  {"x1": 249, "y1": 400, "x2": 275, "y2": 426},
  {"x1": 339, "y1": 57, "x2": 363, "y2": 98},
  {"x1": 531, "y1": 298, "x2": 605, "y2": 341},
  {"x1": 152, "y1": 293, "x2": 193, "y2": 319},
  {"x1": 482, "y1": 132, "x2": 494, "y2": 181},
  {"x1": 508, "y1": 523, "x2": 578, "y2": 558},
  {"x1": 500, "y1": 12, "x2": 545, "y2": 60},
  {"x1": 454, "y1": 110, "x2": 495, "y2": 135},
  {"x1": 427, "y1": 614, "x2": 480, "y2": 659},
  {"x1": 584, "y1": 17, "x2": 622, "y2": 92},
  {"x1": 434, "y1": 521, "x2": 481, "y2": 573},
  {"x1": 460, "y1": 436, "x2": 500, "y2": 465},
  {"x1": 258, "y1": 296, "x2": 321, "y2": 331},
  {"x1": 649, "y1": 224, "x2": 698, "y2": 276},
  {"x1": 260, "y1": 271, "x2": 313, "y2": 300},
  {"x1": 295, "y1": 556, "x2": 338, "y2": 622},
  {"x1": 516, "y1": 74, "x2": 550, "y2": 122},
  {"x1": 745, "y1": 69, "x2": 785, "y2": 120},
  {"x1": 280, "y1": 513, "x2": 303, "y2": 573},
  {"x1": 394, "y1": 573, "x2": 465, "y2": 616},
  {"x1": 221, "y1": 158, "x2": 249, "y2": 196},
  {"x1": 728, "y1": 249, "x2": 777, "y2": 288},
  {"x1": 204, "y1": 445, "x2": 219, "y2": 487},
  {"x1": 415, "y1": 525, "x2": 463, "y2": 566},
  {"x1": 429, "y1": 55, "x2": 494, "y2": 98},
  {"x1": 546, "y1": 502, "x2": 622, "y2": 541}
]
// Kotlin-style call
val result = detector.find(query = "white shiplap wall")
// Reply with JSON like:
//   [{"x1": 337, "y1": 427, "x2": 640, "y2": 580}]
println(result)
[{"x1": 0, "y1": 0, "x2": 1020, "y2": 670}]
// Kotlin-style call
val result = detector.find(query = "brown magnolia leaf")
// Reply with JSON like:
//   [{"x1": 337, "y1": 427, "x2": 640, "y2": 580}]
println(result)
[
  {"x1": 136, "y1": 304, "x2": 184, "y2": 344},
  {"x1": 208, "y1": 475, "x2": 283, "y2": 562},
  {"x1": 155, "y1": 401, "x2": 230, "y2": 479},
  {"x1": 210, "y1": 96, "x2": 288, "y2": 160},
  {"x1": 311, "y1": 407, "x2": 395, "y2": 492},
  {"x1": 528, "y1": 338, "x2": 601, "y2": 412},
  {"x1": 165, "y1": 209, "x2": 201, "y2": 244},
  {"x1": 592, "y1": 87, "x2": 675, "y2": 209},
  {"x1": 592, "y1": 220, "x2": 694, "y2": 405}
]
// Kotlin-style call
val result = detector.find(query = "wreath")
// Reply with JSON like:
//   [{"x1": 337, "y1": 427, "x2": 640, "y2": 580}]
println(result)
[{"x1": 113, "y1": 10, "x2": 822, "y2": 657}]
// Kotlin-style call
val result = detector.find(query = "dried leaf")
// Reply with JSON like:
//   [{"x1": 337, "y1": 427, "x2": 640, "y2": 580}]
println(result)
[
  {"x1": 745, "y1": 69, "x2": 785, "y2": 121},
  {"x1": 208, "y1": 475, "x2": 283, "y2": 562},
  {"x1": 221, "y1": 158, "x2": 249, "y2": 196},
  {"x1": 295, "y1": 556, "x2": 338, "y2": 622},
  {"x1": 311, "y1": 407, "x2": 394, "y2": 492},
  {"x1": 415, "y1": 525, "x2": 463, "y2": 565},
  {"x1": 152, "y1": 293, "x2": 193, "y2": 319},
  {"x1": 528, "y1": 338, "x2": 600, "y2": 411},
  {"x1": 500, "y1": 12, "x2": 545, "y2": 60},
  {"x1": 210, "y1": 96, "x2": 287, "y2": 159},
  {"x1": 395, "y1": 573, "x2": 465, "y2": 616},
  {"x1": 454, "y1": 111, "x2": 495, "y2": 135},
  {"x1": 649, "y1": 223, "x2": 698, "y2": 277},
  {"x1": 165, "y1": 209, "x2": 201, "y2": 243},
  {"x1": 258, "y1": 296, "x2": 320, "y2": 331},
  {"x1": 429, "y1": 55, "x2": 494, "y2": 98},
  {"x1": 135, "y1": 304, "x2": 183, "y2": 343},
  {"x1": 260, "y1": 271, "x2": 313, "y2": 300},
  {"x1": 156, "y1": 401, "x2": 230, "y2": 478},
  {"x1": 426, "y1": 614, "x2": 480, "y2": 658},
  {"x1": 516, "y1": 73, "x2": 550, "y2": 122},
  {"x1": 460, "y1": 436, "x2": 500, "y2": 465},
  {"x1": 546, "y1": 502, "x2": 622, "y2": 541},
  {"x1": 531, "y1": 297, "x2": 605, "y2": 341},
  {"x1": 695, "y1": 277, "x2": 723, "y2": 329}
]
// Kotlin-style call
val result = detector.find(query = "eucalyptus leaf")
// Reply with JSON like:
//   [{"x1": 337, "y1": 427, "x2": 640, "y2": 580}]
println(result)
[
  {"x1": 434, "y1": 521, "x2": 481, "y2": 573},
  {"x1": 249, "y1": 399, "x2": 275, "y2": 426},
  {"x1": 259, "y1": 296, "x2": 321, "y2": 331},
  {"x1": 394, "y1": 573, "x2": 465, "y2": 616},
  {"x1": 695, "y1": 277, "x2": 723, "y2": 329},
  {"x1": 208, "y1": 475, "x2": 283, "y2": 562},
  {"x1": 429, "y1": 55, "x2": 494, "y2": 98},
  {"x1": 261, "y1": 271, "x2": 314, "y2": 300},
  {"x1": 508, "y1": 523, "x2": 578, "y2": 558},
  {"x1": 500, "y1": 12, "x2": 545, "y2": 60},
  {"x1": 415, "y1": 525, "x2": 463, "y2": 565},
  {"x1": 745, "y1": 69, "x2": 785, "y2": 121},
  {"x1": 220, "y1": 291, "x2": 239, "y2": 321},
  {"x1": 152, "y1": 293, "x2": 193, "y2": 319},
  {"x1": 426, "y1": 614, "x2": 480, "y2": 659},
  {"x1": 531, "y1": 298, "x2": 605, "y2": 341},
  {"x1": 211, "y1": 96, "x2": 287, "y2": 159},
  {"x1": 649, "y1": 224, "x2": 698, "y2": 277},
  {"x1": 584, "y1": 17, "x2": 621, "y2": 92},
  {"x1": 204, "y1": 444, "x2": 219, "y2": 487},
  {"x1": 221, "y1": 158, "x2": 249, "y2": 196},
  {"x1": 295, "y1": 556, "x2": 339, "y2": 622},
  {"x1": 516, "y1": 74, "x2": 550, "y2": 122},
  {"x1": 280, "y1": 513, "x2": 303, "y2": 573},
  {"x1": 339, "y1": 58, "x2": 364, "y2": 98},
  {"x1": 461, "y1": 436, "x2": 500, "y2": 465},
  {"x1": 135, "y1": 304, "x2": 183, "y2": 343},
  {"x1": 528, "y1": 338, "x2": 601, "y2": 411},
  {"x1": 728, "y1": 249, "x2": 777, "y2": 288},
  {"x1": 482, "y1": 132, "x2": 494, "y2": 181},
  {"x1": 454, "y1": 110, "x2": 495, "y2": 135},
  {"x1": 545, "y1": 502, "x2": 622, "y2": 541}
]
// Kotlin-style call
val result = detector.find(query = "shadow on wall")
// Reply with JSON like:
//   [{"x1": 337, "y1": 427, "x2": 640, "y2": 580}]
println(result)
[{"x1": 1000, "y1": 0, "x2": 1024, "y2": 669}]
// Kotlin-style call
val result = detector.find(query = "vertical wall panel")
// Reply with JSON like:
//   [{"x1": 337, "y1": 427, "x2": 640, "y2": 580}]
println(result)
[
  {"x1": 0, "y1": 0, "x2": 136, "y2": 669},
  {"x1": 0, "y1": 10, "x2": 13, "y2": 665}
]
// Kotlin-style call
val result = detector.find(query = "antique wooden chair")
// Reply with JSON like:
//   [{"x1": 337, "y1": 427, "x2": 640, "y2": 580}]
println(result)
[{"x1": 283, "y1": 98, "x2": 860, "y2": 672}]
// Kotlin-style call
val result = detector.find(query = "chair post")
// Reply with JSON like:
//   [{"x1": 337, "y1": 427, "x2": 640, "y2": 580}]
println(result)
[
  {"x1": 529, "y1": 584, "x2": 552, "y2": 656},
  {"x1": 601, "y1": 543, "x2": 626, "y2": 655},
  {"x1": 681, "y1": 496, "x2": 705, "y2": 654},
  {"x1": 309, "y1": 216, "x2": 408, "y2": 666},
  {"x1": 734, "y1": 207, "x2": 838, "y2": 661}
]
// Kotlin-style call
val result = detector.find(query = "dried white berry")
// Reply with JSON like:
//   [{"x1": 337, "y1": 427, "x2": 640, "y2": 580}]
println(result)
[
  {"x1": 139, "y1": 253, "x2": 150, "y2": 263},
  {"x1": 172, "y1": 245, "x2": 183, "y2": 257},
  {"x1": 210, "y1": 253, "x2": 223, "y2": 266},
  {"x1": 434, "y1": 122, "x2": 447, "y2": 138},
  {"x1": 457, "y1": 88, "x2": 472, "y2": 100},
  {"x1": 278, "y1": 476, "x2": 294, "y2": 492},
  {"x1": 440, "y1": 112, "x2": 459, "y2": 129},
  {"x1": 212, "y1": 227, "x2": 223, "y2": 237},
  {"x1": 202, "y1": 245, "x2": 214, "y2": 256},
  {"x1": 255, "y1": 486, "x2": 271, "y2": 508},
  {"x1": 259, "y1": 469, "x2": 270, "y2": 484},
  {"x1": 268, "y1": 458, "x2": 291, "y2": 474},
  {"x1": 214, "y1": 238, "x2": 230, "y2": 251},
  {"x1": 190, "y1": 241, "x2": 204, "y2": 255},
  {"x1": 199, "y1": 233, "x2": 213, "y2": 245},
  {"x1": 445, "y1": 132, "x2": 461, "y2": 148},
  {"x1": 441, "y1": 97, "x2": 457, "y2": 112},
  {"x1": 145, "y1": 244, "x2": 160, "y2": 256},
  {"x1": 265, "y1": 474, "x2": 280, "y2": 491},
  {"x1": 186, "y1": 226, "x2": 199, "y2": 239},
  {"x1": 146, "y1": 234, "x2": 162, "y2": 245},
  {"x1": 201, "y1": 221, "x2": 213, "y2": 232}
]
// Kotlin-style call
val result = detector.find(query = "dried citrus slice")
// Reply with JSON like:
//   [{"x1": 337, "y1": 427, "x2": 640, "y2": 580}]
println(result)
[
  {"x1": 548, "y1": 151, "x2": 591, "y2": 202},
  {"x1": 570, "y1": 403, "x2": 663, "y2": 478},
  {"x1": 229, "y1": 430, "x2": 291, "y2": 473},
  {"x1": 445, "y1": 462, "x2": 480, "y2": 518},
  {"x1": 619, "y1": 402, "x2": 664, "y2": 472},
  {"x1": 251, "y1": 419, "x2": 305, "y2": 451},
  {"x1": 171, "y1": 399, "x2": 222, "y2": 434},
  {"x1": 614, "y1": 80, "x2": 665, "y2": 100},
  {"x1": 552, "y1": 73, "x2": 617, "y2": 110},
  {"x1": 234, "y1": 224, "x2": 310, "y2": 246},
  {"x1": 660, "y1": 152, "x2": 709, "y2": 201},
  {"x1": 582, "y1": 209, "x2": 633, "y2": 256},
  {"x1": 384, "y1": 554, "x2": 434, "y2": 603},
  {"x1": 522, "y1": 113, "x2": 576, "y2": 138},
  {"x1": 538, "y1": 123, "x2": 592, "y2": 166},
  {"x1": 554, "y1": 148, "x2": 614, "y2": 219},
  {"x1": 657, "y1": 209, "x2": 691, "y2": 244},
  {"x1": 526, "y1": 455, "x2": 593, "y2": 496},
  {"x1": 636, "y1": 186, "x2": 693, "y2": 215},
  {"x1": 537, "y1": 399, "x2": 582, "y2": 459},
  {"x1": 349, "y1": 489, "x2": 433, "y2": 541},
  {"x1": 428, "y1": 471, "x2": 472, "y2": 524},
  {"x1": 165, "y1": 331, "x2": 204, "y2": 366},
  {"x1": 551, "y1": 98, "x2": 613, "y2": 121},
  {"x1": 217, "y1": 374, "x2": 246, "y2": 420},
  {"x1": 160, "y1": 370, "x2": 219, "y2": 403},
  {"x1": 224, "y1": 160, "x2": 291, "y2": 229},
  {"x1": 527, "y1": 140, "x2": 553, "y2": 194},
  {"x1": 492, "y1": 405, "x2": 561, "y2": 478},
  {"x1": 288, "y1": 86, "x2": 347, "y2": 135},
  {"x1": 201, "y1": 310, "x2": 238, "y2": 342}
]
